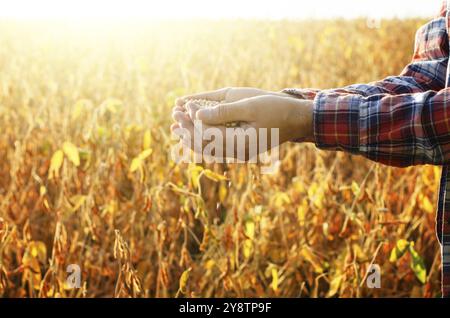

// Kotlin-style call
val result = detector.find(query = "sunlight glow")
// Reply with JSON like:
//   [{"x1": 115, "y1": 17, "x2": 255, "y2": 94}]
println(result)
[{"x1": 0, "y1": 0, "x2": 443, "y2": 20}]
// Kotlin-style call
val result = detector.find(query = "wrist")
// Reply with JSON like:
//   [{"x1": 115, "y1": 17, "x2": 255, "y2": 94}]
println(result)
[{"x1": 289, "y1": 99, "x2": 314, "y2": 142}]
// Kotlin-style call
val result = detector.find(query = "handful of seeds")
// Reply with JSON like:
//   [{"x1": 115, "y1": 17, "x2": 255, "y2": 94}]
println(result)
[{"x1": 186, "y1": 99, "x2": 241, "y2": 128}]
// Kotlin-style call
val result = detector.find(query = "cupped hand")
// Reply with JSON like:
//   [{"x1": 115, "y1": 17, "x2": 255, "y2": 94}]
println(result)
[
  {"x1": 174, "y1": 87, "x2": 289, "y2": 110},
  {"x1": 171, "y1": 94, "x2": 314, "y2": 161},
  {"x1": 171, "y1": 87, "x2": 292, "y2": 148}
]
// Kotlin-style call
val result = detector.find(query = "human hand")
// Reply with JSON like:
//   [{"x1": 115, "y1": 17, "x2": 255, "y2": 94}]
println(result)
[
  {"x1": 171, "y1": 94, "x2": 313, "y2": 161},
  {"x1": 174, "y1": 87, "x2": 289, "y2": 111}
]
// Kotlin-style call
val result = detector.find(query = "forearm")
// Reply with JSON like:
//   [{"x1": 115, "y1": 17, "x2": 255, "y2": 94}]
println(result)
[{"x1": 313, "y1": 88, "x2": 450, "y2": 167}]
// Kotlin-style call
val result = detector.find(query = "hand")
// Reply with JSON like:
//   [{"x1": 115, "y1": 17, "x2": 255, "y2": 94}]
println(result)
[
  {"x1": 194, "y1": 94, "x2": 313, "y2": 143},
  {"x1": 171, "y1": 94, "x2": 313, "y2": 161},
  {"x1": 174, "y1": 87, "x2": 289, "y2": 111},
  {"x1": 171, "y1": 87, "x2": 295, "y2": 150}
]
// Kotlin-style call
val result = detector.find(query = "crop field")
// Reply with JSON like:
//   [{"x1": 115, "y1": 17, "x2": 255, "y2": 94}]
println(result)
[{"x1": 0, "y1": 18, "x2": 442, "y2": 298}]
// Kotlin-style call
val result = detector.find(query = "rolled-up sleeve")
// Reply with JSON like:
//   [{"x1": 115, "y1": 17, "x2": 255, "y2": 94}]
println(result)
[
  {"x1": 313, "y1": 89, "x2": 450, "y2": 167},
  {"x1": 313, "y1": 91, "x2": 360, "y2": 154},
  {"x1": 283, "y1": 12, "x2": 450, "y2": 167}
]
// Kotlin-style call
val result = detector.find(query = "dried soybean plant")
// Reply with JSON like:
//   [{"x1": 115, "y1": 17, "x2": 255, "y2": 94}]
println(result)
[{"x1": 0, "y1": 18, "x2": 441, "y2": 298}]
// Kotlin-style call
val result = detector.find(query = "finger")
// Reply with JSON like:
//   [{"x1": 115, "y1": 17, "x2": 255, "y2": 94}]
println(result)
[
  {"x1": 170, "y1": 123, "x2": 180, "y2": 133},
  {"x1": 171, "y1": 128, "x2": 183, "y2": 141},
  {"x1": 178, "y1": 115, "x2": 195, "y2": 139},
  {"x1": 196, "y1": 99, "x2": 251, "y2": 125},
  {"x1": 178, "y1": 116, "x2": 205, "y2": 153},
  {"x1": 172, "y1": 106, "x2": 185, "y2": 113},
  {"x1": 176, "y1": 88, "x2": 230, "y2": 106},
  {"x1": 179, "y1": 115, "x2": 193, "y2": 130},
  {"x1": 185, "y1": 101, "x2": 202, "y2": 121},
  {"x1": 172, "y1": 110, "x2": 190, "y2": 123}
]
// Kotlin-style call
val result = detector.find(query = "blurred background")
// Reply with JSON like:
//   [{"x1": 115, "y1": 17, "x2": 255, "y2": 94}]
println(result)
[{"x1": 0, "y1": 0, "x2": 443, "y2": 19}]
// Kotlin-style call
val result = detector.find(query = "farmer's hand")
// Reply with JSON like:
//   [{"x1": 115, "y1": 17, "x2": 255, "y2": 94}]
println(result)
[
  {"x1": 174, "y1": 87, "x2": 289, "y2": 110},
  {"x1": 171, "y1": 95, "x2": 313, "y2": 161}
]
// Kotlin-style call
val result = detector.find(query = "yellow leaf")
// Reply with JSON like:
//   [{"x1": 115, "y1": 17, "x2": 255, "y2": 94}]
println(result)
[
  {"x1": 418, "y1": 194, "x2": 434, "y2": 214},
  {"x1": 389, "y1": 239, "x2": 410, "y2": 263},
  {"x1": 297, "y1": 199, "x2": 308, "y2": 226},
  {"x1": 97, "y1": 125, "x2": 107, "y2": 138},
  {"x1": 271, "y1": 268, "x2": 279, "y2": 292},
  {"x1": 219, "y1": 183, "x2": 228, "y2": 203},
  {"x1": 101, "y1": 98, "x2": 123, "y2": 114},
  {"x1": 300, "y1": 247, "x2": 323, "y2": 274},
  {"x1": 203, "y1": 169, "x2": 228, "y2": 182},
  {"x1": 397, "y1": 239, "x2": 409, "y2": 251},
  {"x1": 143, "y1": 129, "x2": 152, "y2": 150},
  {"x1": 130, "y1": 158, "x2": 142, "y2": 173},
  {"x1": 205, "y1": 260, "x2": 215, "y2": 271},
  {"x1": 188, "y1": 164, "x2": 203, "y2": 190},
  {"x1": 244, "y1": 220, "x2": 255, "y2": 240},
  {"x1": 139, "y1": 164, "x2": 145, "y2": 183},
  {"x1": 327, "y1": 275, "x2": 343, "y2": 298},
  {"x1": 28, "y1": 241, "x2": 47, "y2": 263},
  {"x1": 49, "y1": 150, "x2": 64, "y2": 179},
  {"x1": 69, "y1": 195, "x2": 87, "y2": 213},
  {"x1": 43, "y1": 199, "x2": 50, "y2": 210},
  {"x1": 62, "y1": 142, "x2": 80, "y2": 167},
  {"x1": 21, "y1": 256, "x2": 42, "y2": 291},
  {"x1": 409, "y1": 244, "x2": 427, "y2": 284},
  {"x1": 72, "y1": 99, "x2": 93, "y2": 120},
  {"x1": 273, "y1": 192, "x2": 291, "y2": 209},
  {"x1": 292, "y1": 177, "x2": 305, "y2": 193},
  {"x1": 243, "y1": 239, "x2": 253, "y2": 259},
  {"x1": 22, "y1": 252, "x2": 39, "y2": 270},
  {"x1": 322, "y1": 222, "x2": 329, "y2": 237},
  {"x1": 39, "y1": 185, "x2": 47, "y2": 197},
  {"x1": 351, "y1": 181, "x2": 360, "y2": 196},
  {"x1": 130, "y1": 149, "x2": 153, "y2": 174},
  {"x1": 138, "y1": 148, "x2": 153, "y2": 160},
  {"x1": 72, "y1": 104, "x2": 84, "y2": 121},
  {"x1": 308, "y1": 183, "x2": 324, "y2": 209},
  {"x1": 178, "y1": 267, "x2": 191, "y2": 294},
  {"x1": 352, "y1": 244, "x2": 366, "y2": 262}
]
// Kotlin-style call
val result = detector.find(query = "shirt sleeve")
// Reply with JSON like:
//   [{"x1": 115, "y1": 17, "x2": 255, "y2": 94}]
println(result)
[
  {"x1": 283, "y1": 11, "x2": 450, "y2": 167},
  {"x1": 314, "y1": 88, "x2": 450, "y2": 167}
]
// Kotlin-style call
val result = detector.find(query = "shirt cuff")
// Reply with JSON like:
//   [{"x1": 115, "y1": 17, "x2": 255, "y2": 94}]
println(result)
[{"x1": 313, "y1": 91, "x2": 361, "y2": 154}]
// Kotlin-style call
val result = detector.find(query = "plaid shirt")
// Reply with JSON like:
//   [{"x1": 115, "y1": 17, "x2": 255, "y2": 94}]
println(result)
[{"x1": 283, "y1": 1, "x2": 450, "y2": 297}]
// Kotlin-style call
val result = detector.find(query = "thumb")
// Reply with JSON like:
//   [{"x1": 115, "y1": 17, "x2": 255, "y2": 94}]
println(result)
[
  {"x1": 196, "y1": 100, "x2": 251, "y2": 125},
  {"x1": 186, "y1": 101, "x2": 202, "y2": 121}
]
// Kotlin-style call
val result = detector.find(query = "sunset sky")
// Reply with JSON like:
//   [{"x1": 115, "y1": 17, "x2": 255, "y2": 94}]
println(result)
[{"x1": 0, "y1": 0, "x2": 443, "y2": 20}]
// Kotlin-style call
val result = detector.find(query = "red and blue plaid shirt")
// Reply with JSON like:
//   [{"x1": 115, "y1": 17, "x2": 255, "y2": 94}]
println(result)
[{"x1": 284, "y1": 1, "x2": 450, "y2": 297}]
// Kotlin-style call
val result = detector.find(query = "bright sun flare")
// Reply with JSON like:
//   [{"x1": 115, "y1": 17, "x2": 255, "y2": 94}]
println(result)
[{"x1": 0, "y1": 0, "x2": 443, "y2": 20}]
